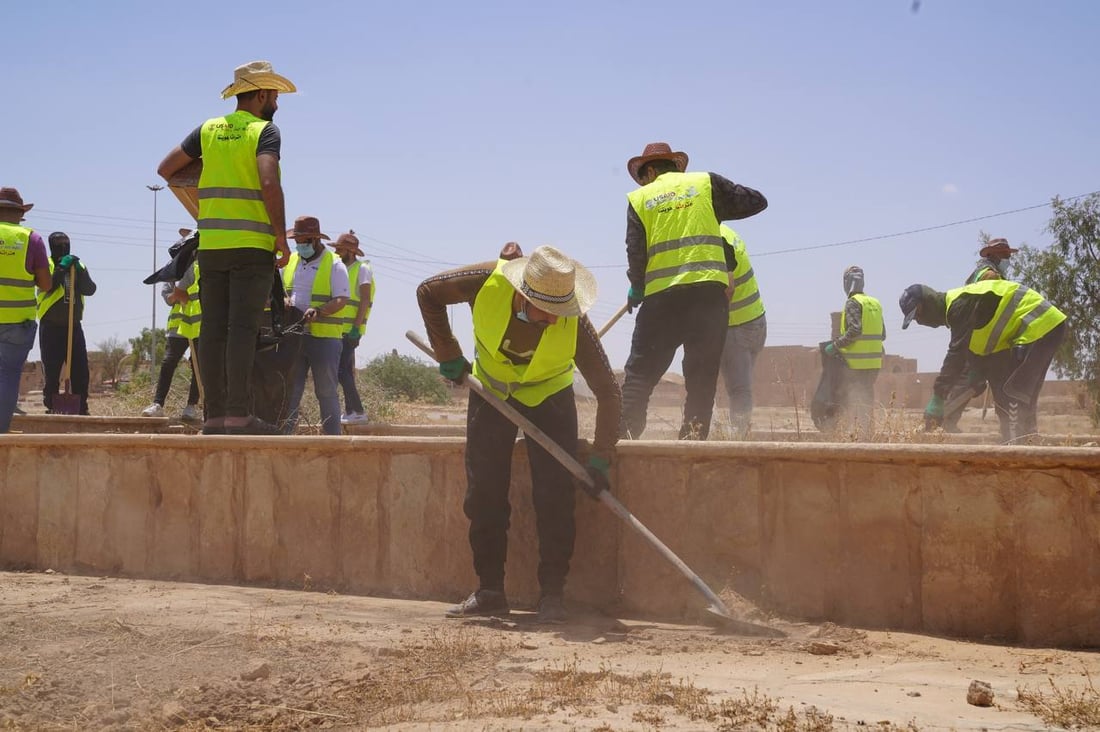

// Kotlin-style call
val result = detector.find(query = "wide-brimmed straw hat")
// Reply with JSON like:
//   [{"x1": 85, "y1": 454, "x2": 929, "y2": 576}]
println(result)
[
  {"x1": 627, "y1": 142, "x2": 689, "y2": 185},
  {"x1": 221, "y1": 60, "x2": 297, "y2": 100},
  {"x1": 501, "y1": 245, "x2": 597, "y2": 318},
  {"x1": 286, "y1": 215, "x2": 330, "y2": 241},
  {"x1": 330, "y1": 230, "x2": 364, "y2": 257},
  {"x1": 979, "y1": 238, "x2": 1018, "y2": 258},
  {"x1": 0, "y1": 187, "x2": 33, "y2": 213}
]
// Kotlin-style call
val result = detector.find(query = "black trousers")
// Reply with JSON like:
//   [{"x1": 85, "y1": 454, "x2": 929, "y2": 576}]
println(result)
[
  {"x1": 619, "y1": 283, "x2": 728, "y2": 439},
  {"x1": 982, "y1": 321, "x2": 1066, "y2": 443},
  {"x1": 39, "y1": 320, "x2": 89, "y2": 415},
  {"x1": 464, "y1": 386, "x2": 578, "y2": 597},
  {"x1": 153, "y1": 336, "x2": 200, "y2": 406},
  {"x1": 338, "y1": 335, "x2": 364, "y2": 415},
  {"x1": 197, "y1": 248, "x2": 273, "y2": 419}
]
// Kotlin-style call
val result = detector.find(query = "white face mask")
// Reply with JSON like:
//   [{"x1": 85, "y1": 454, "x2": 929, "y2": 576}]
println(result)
[{"x1": 994, "y1": 258, "x2": 1010, "y2": 276}]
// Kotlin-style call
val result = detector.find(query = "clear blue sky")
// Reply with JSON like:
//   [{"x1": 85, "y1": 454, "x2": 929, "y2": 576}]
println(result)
[{"x1": 9, "y1": 0, "x2": 1099, "y2": 374}]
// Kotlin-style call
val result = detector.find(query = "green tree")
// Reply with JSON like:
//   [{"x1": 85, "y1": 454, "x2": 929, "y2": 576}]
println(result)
[
  {"x1": 363, "y1": 351, "x2": 450, "y2": 404},
  {"x1": 95, "y1": 336, "x2": 129, "y2": 386},
  {"x1": 1013, "y1": 194, "x2": 1100, "y2": 423},
  {"x1": 128, "y1": 328, "x2": 168, "y2": 372}
]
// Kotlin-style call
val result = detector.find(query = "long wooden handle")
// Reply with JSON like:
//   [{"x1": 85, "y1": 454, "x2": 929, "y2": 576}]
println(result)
[
  {"x1": 405, "y1": 330, "x2": 736, "y2": 621},
  {"x1": 596, "y1": 303, "x2": 630, "y2": 339},
  {"x1": 62, "y1": 266, "x2": 77, "y2": 387}
]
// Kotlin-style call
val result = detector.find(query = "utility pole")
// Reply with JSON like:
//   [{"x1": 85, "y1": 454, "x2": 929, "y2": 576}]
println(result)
[{"x1": 147, "y1": 184, "x2": 164, "y2": 376}]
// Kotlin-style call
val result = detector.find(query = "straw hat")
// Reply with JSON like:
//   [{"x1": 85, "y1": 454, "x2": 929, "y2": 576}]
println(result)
[
  {"x1": 221, "y1": 60, "x2": 297, "y2": 100},
  {"x1": 286, "y1": 215, "x2": 330, "y2": 241},
  {"x1": 627, "y1": 142, "x2": 689, "y2": 185},
  {"x1": 500, "y1": 245, "x2": 597, "y2": 318},
  {"x1": 330, "y1": 230, "x2": 364, "y2": 257},
  {"x1": 0, "y1": 187, "x2": 33, "y2": 213},
  {"x1": 979, "y1": 238, "x2": 1018, "y2": 258}
]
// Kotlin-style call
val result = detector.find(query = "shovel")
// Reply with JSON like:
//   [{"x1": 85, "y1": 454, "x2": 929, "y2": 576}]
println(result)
[
  {"x1": 407, "y1": 330, "x2": 781, "y2": 636},
  {"x1": 52, "y1": 267, "x2": 82, "y2": 415}
]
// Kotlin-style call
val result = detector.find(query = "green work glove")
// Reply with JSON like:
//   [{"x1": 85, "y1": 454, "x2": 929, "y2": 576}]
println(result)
[
  {"x1": 348, "y1": 325, "x2": 362, "y2": 340},
  {"x1": 626, "y1": 286, "x2": 644, "y2": 314},
  {"x1": 582, "y1": 455, "x2": 610, "y2": 499},
  {"x1": 824, "y1": 342, "x2": 837, "y2": 357},
  {"x1": 58, "y1": 254, "x2": 77, "y2": 269},
  {"x1": 439, "y1": 356, "x2": 470, "y2": 384},
  {"x1": 925, "y1": 394, "x2": 945, "y2": 421}
]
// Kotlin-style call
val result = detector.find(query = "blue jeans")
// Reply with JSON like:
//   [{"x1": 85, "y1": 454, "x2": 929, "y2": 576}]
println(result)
[
  {"x1": 720, "y1": 314, "x2": 767, "y2": 436},
  {"x1": 0, "y1": 320, "x2": 37, "y2": 433},
  {"x1": 284, "y1": 335, "x2": 342, "y2": 435}
]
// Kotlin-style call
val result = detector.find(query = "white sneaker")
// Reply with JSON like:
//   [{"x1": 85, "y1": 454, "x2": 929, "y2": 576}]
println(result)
[
  {"x1": 180, "y1": 405, "x2": 201, "y2": 423},
  {"x1": 141, "y1": 403, "x2": 165, "y2": 418},
  {"x1": 341, "y1": 411, "x2": 369, "y2": 425}
]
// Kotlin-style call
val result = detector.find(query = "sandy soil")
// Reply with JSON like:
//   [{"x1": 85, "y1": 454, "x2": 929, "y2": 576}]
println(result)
[{"x1": 1, "y1": 571, "x2": 1095, "y2": 731}]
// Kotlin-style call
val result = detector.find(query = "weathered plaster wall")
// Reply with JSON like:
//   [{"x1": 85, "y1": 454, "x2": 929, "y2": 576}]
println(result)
[{"x1": 1, "y1": 435, "x2": 1097, "y2": 647}]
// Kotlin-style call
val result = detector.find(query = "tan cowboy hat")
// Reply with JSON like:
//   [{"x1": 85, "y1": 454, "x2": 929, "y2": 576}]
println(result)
[
  {"x1": 221, "y1": 60, "x2": 297, "y2": 100},
  {"x1": 979, "y1": 238, "x2": 1018, "y2": 258},
  {"x1": 330, "y1": 230, "x2": 365, "y2": 257},
  {"x1": 500, "y1": 245, "x2": 597, "y2": 318},
  {"x1": 0, "y1": 187, "x2": 33, "y2": 213},
  {"x1": 286, "y1": 215, "x2": 330, "y2": 240},
  {"x1": 627, "y1": 142, "x2": 689, "y2": 185}
]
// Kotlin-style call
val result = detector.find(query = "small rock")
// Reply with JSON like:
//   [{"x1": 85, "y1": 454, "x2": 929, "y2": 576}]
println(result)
[
  {"x1": 44, "y1": 568, "x2": 55, "y2": 575},
  {"x1": 161, "y1": 701, "x2": 185, "y2": 721},
  {"x1": 518, "y1": 641, "x2": 538, "y2": 650},
  {"x1": 967, "y1": 679, "x2": 994, "y2": 707},
  {"x1": 593, "y1": 637, "x2": 606, "y2": 645},
  {"x1": 241, "y1": 662, "x2": 271, "y2": 682},
  {"x1": 745, "y1": 649, "x2": 765, "y2": 657},
  {"x1": 906, "y1": 691, "x2": 921, "y2": 697},
  {"x1": 809, "y1": 641, "x2": 842, "y2": 656}
]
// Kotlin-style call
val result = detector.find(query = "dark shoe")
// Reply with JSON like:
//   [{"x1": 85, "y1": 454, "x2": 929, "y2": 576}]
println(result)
[
  {"x1": 445, "y1": 590, "x2": 509, "y2": 618},
  {"x1": 225, "y1": 416, "x2": 281, "y2": 435},
  {"x1": 536, "y1": 594, "x2": 567, "y2": 624},
  {"x1": 201, "y1": 418, "x2": 226, "y2": 435}
]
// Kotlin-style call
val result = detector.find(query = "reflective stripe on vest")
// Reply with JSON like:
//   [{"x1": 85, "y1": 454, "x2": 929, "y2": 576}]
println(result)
[
  {"x1": 197, "y1": 111, "x2": 275, "y2": 252},
  {"x1": 0, "y1": 223, "x2": 36, "y2": 323},
  {"x1": 36, "y1": 259, "x2": 87, "y2": 320},
  {"x1": 176, "y1": 262, "x2": 202, "y2": 339},
  {"x1": 945, "y1": 280, "x2": 1066, "y2": 355},
  {"x1": 471, "y1": 260, "x2": 577, "y2": 407},
  {"x1": 282, "y1": 250, "x2": 343, "y2": 338},
  {"x1": 720, "y1": 225, "x2": 765, "y2": 326},
  {"x1": 334, "y1": 260, "x2": 375, "y2": 334},
  {"x1": 627, "y1": 171, "x2": 727, "y2": 297},
  {"x1": 838, "y1": 293, "x2": 884, "y2": 370}
]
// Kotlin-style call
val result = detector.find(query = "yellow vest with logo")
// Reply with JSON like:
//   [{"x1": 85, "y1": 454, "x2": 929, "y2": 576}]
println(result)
[
  {"x1": 945, "y1": 280, "x2": 1066, "y2": 355},
  {"x1": 176, "y1": 262, "x2": 202, "y2": 340},
  {"x1": 838, "y1": 293, "x2": 884, "y2": 370},
  {"x1": 627, "y1": 172, "x2": 728, "y2": 297},
  {"x1": 197, "y1": 111, "x2": 275, "y2": 252},
  {"x1": 720, "y1": 225, "x2": 765, "y2": 326},
  {"x1": 36, "y1": 258, "x2": 87, "y2": 320},
  {"x1": 282, "y1": 250, "x2": 344, "y2": 338},
  {"x1": 335, "y1": 260, "x2": 375, "y2": 335},
  {"x1": 0, "y1": 223, "x2": 38, "y2": 324},
  {"x1": 471, "y1": 260, "x2": 578, "y2": 407}
]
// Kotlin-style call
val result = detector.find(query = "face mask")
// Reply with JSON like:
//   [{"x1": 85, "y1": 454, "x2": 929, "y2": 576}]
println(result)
[
  {"x1": 994, "y1": 258, "x2": 1010, "y2": 276},
  {"x1": 515, "y1": 302, "x2": 548, "y2": 329},
  {"x1": 295, "y1": 243, "x2": 314, "y2": 258}
]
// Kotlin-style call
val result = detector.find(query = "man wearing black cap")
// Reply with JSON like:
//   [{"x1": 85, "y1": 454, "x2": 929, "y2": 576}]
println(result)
[
  {"x1": 899, "y1": 281, "x2": 1066, "y2": 443},
  {"x1": 38, "y1": 232, "x2": 97, "y2": 415},
  {"x1": 0, "y1": 188, "x2": 52, "y2": 432}
]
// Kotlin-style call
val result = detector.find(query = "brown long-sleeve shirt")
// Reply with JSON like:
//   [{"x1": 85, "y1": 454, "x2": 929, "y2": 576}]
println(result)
[{"x1": 416, "y1": 261, "x2": 622, "y2": 456}]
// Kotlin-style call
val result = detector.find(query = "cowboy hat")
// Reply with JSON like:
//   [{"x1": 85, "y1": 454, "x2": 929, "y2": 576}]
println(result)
[
  {"x1": 0, "y1": 187, "x2": 33, "y2": 213},
  {"x1": 627, "y1": 142, "x2": 689, "y2": 185},
  {"x1": 286, "y1": 215, "x2": 330, "y2": 241},
  {"x1": 330, "y1": 230, "x2": 364, "y2": 257},
  {"x1": 979, "y1": 238, "x2": 1018, "y2": 258},
  {"x1": 221, "y1": 60, "x2": 297, "y2": 100},
  {"x1": 501, "y1": 245, "x2": 597, "y2": 318}
]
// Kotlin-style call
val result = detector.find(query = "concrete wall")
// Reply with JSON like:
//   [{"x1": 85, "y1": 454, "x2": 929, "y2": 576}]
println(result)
[{"x1": 1, "y1": 435, "x2": 1097, "y2": 647}]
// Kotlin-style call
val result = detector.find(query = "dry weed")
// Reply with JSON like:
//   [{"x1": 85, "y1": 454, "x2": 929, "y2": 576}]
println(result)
[{"x1": 1017, "y1": 673, "x2": 1100, "y2": 729}]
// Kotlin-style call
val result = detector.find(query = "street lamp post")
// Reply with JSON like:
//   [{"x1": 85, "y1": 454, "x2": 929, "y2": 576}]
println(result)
[{"x1": 147, "y1": 184, "x2": 164, "y2": 376}]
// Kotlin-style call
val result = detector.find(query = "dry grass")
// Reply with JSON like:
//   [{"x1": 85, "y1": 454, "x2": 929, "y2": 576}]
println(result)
[{"x1": 1017, "y1": 673, "x2": 1100, "y2": 730}]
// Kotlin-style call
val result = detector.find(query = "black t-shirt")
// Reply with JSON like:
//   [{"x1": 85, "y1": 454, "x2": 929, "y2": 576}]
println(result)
[{"x1": 180, "y1": 120, "x2": 281, "y2": 159}]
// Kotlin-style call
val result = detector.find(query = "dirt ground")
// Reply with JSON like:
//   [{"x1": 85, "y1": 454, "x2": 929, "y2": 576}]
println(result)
[{"x1": 2, "y1": 572, "x2": 1097, "y2": 731}]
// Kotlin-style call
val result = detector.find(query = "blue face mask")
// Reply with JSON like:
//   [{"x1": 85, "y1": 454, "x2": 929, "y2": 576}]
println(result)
[
  {"x1": 295, "y1": 243, "x2": 314, "y2": 258},
  {"x1": 515, "y1": 302, "x2": 548, "y2": 329}
]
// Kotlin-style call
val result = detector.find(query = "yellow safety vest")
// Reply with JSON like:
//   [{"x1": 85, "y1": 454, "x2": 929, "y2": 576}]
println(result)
[
  {"x1": 334, "y1": 260, "x2": 375, "y2": 334},
  {"x1": 945, "y1": 280, "x2": 1066, "y2": 356},
  {"x1": 471, "y1": 260, "x2": 578, "y2": 407},
  {"x1": 627, "y1": 171, "x2": 728, "y2": 297},
  {"x1": 197, "y1": 111, "x2": 275, "y2": 252},
  {"x1": 176, "y1": 262, "x2": 202, "y2": 340},
  {"x1": 36, "y1": 258, "x2": 87, "y2": 320},
  {"x1": 282, "y1": 250, "x2": 344, "y2": 338},
  {"x1": 0, "y1": 223, "x2": 38, "y2": 324},
  {"x1": 838, "y1": 293, "x2": 884, "y2": 370},
  {"x1": 166, "y1": 298, "x2": 184, "y2": 336},
  {"x1": 720, "y1": 225, "x2": 765, "y2": 326}
]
